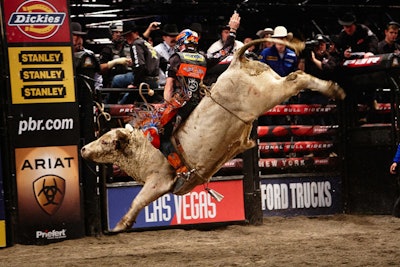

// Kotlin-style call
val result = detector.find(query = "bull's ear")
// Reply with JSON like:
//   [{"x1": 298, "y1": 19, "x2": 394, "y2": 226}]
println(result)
[{"x1": 114, "y1": 129, "x2": 130, "y2": 150}]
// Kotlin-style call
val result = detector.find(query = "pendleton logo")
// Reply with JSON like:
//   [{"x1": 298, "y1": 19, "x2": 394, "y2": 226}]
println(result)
[{"x1": 8, "y1": 0, "x2": 66, "y2": 40}]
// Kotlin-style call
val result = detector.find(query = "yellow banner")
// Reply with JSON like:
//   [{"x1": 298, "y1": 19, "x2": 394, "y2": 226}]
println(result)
[
  {"x1": 8, "y1": 46, "x2": 76, "y2": 104},
  {"x1": 0, "y1": 221, "x2": 5, "y2": 247}
]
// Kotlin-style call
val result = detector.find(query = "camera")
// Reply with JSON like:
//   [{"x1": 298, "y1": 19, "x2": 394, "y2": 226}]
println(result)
[{"x1": 305, "y1": 40, "x2": 319, "y2": 48}]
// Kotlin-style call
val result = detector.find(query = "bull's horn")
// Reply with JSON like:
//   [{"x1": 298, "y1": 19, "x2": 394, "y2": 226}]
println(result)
[
  {"x1": 125, "y1": 123, "x2": 134, "y2": 132},
  {"x1": 235, "y1": 37, "x2": 305, "y2": 60}
]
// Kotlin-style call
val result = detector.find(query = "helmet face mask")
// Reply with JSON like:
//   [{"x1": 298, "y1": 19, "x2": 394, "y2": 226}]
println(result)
[{"x1": 109, "y1": 21, "x2": 123, "y2": 34}]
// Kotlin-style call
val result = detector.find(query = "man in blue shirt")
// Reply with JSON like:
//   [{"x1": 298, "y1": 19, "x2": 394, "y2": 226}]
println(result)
[
  {"x1": 389, "y1": 144, "x2": 400, "y2": 217},
  {"x1": 259, "y1": 26, "x2": 298, "y2": 77}
]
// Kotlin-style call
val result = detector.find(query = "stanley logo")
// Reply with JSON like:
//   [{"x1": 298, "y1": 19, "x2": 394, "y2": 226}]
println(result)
[{"x1": 33, "y1": 175, "x2": 65, "y2": 215}]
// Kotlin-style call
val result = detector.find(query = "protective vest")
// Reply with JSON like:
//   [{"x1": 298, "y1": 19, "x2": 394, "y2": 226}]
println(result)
[
  {"x1": 74, "y1": 49, "x2": 100, "y2": 101},
  {"x1": 175, "y1": 52, "x2": 207, "y2": 103}
]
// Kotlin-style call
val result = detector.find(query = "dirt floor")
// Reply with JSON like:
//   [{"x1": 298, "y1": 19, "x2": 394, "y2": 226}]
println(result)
[{"x1": 0, "y1": 214, "x2": 399, "y2": 267}]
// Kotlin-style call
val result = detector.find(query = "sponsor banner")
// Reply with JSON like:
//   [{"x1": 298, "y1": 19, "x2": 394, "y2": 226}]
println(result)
[
  {"x1": 14, "y1": 145, "x2": 84, "y2": 244},
  {"x1": 261, "y1": 176, "x2": 342, "y2": 216},
  {"x1": 10, "y1": 103, "x2": 80, "y2": 148},
  {"x1": 264, "y1": 104, "x2": 337, "y2": 116},
  {"x1": 4, "y1": 0, "x2": 70, "y2": 44},
  {"x1": 107, "y1": 179, "x2": 245, "y2": 230},
  {"x1": 8, "y1": 46, "x2": 75, "y2": 104},
  {"x1": 0, "y1": 148, "x2": 6, "y2": 247},
  {"x1": 257, "y1": 125, "x2": 338, "y2": 138}
]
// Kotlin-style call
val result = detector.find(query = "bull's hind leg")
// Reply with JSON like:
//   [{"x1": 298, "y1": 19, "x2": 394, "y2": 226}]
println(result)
[
  {"x1": 286, "y1": 71, "x2": 346, "y2": 100},
  {"x1": 112, "y1": 174, "x2": 174, "y2": 232}
]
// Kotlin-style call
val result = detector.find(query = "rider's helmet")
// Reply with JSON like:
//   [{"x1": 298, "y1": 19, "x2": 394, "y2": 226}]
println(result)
[
  {"x1": 109, "y1": 20, "x2": 123, "y2": 35},
  {"x1": 176, "y1": 29, "x2": 199, "y2": 49}
]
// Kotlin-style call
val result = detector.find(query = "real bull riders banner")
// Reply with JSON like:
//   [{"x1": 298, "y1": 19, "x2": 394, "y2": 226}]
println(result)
[{"x1": 3, "y1": 0, "x2": 84, "y2": 244}]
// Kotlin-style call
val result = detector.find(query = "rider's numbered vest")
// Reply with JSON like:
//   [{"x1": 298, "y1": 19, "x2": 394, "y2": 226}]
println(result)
[{"x1": 176, "y1": 52, "x2": 207, "y2": 103}]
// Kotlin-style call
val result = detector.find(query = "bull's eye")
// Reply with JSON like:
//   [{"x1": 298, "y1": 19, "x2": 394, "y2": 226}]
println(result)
[
  {"x1": 115, "y1": 140, "x2": 121, "y2": 150},
  {"x1": 101, "y1": 140, "x2": 108, "y2": 145}
]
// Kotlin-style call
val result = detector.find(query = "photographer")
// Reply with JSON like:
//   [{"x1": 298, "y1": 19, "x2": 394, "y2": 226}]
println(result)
[{"x1": 298, "y1": 34, "x2": 340, "y2": 126}]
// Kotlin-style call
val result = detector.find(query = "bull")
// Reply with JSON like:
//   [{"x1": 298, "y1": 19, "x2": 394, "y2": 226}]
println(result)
[{"x1": 81, "y1": 38, "x2": 346, "y2": 232}]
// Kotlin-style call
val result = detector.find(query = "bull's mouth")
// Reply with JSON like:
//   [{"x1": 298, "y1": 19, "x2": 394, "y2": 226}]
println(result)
[{"x1": 80, "y1": 147, "x2": 92, "y2": 160}]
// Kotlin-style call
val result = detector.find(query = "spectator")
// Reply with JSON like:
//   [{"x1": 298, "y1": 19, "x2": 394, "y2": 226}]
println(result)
[
  {"x1": 72, "y1": 22, "x2": 102, "y2": 94},
  {"x1": 108, "y1": 21, "x2": 160, "y2": 104},
  {"x1": 154, "y1": 24, "x2": 180, "y2": 87},
  {"x1": 389, "y1": 144, "x2": 400, "y2": 217},
  {"x1": 336, "y1": 12, "x2": 379, "y2": 59},
  {"x1": 190, "y1": 22, "x2": 206, "y2": 53},
  {"x1": 300, "y1": 34, "x2": 331, "y2": 105},
  {"x1": 259, "y1": 25, "x2": 298, "y2": 125},
  {"x1": 337, "y1": 12, "x2": 379, "y2": 124},
  {"x1": 203, "y1": 12, "x2": 242, "y2": 86},
  {"x1": 260, "y1": 26, "x2": 298, "y2": 78},
  {"x1": 99, "y1": 20, "x2": 132, "y2": 89},
  {"x1": 120, "y1": 21, "x2": 161, "y2": 104},
  {"x1": 243, "y1": 37, "x2": 258, "y2": 60},
  {"x1": 378, "y1": 21, "x2": 400, "y2": 54},
  {"x1": 207, "y1": 15, "x2": 244, "y2": 57},
  {"x1": 255, "y1": 27, "x2": 274, "y2": 54}
]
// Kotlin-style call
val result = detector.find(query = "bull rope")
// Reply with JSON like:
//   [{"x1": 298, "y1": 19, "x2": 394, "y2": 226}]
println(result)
[{"x1": 201, "y1": 83, "x2": 251, "y2": 125}]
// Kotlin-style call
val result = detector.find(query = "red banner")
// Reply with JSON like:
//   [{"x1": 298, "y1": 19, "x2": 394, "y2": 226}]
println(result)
[
  {"x1": 257, "y1": 125, "x2": 338, "y2": 137},
  {"x1": 259, "y1": 141, "x2": 334, "y2": 154},
  {"x1": 264, "y1": 104, "x2": 337, "y2": 116}
]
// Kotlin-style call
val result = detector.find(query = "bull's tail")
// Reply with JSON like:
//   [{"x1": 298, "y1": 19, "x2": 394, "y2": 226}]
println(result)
[{"x1": 232, "y1": 37, "x2": 306, "y2": 64}]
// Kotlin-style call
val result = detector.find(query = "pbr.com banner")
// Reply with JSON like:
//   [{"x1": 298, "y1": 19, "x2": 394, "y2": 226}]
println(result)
[
  {"x1": 106, "y1": 179, "x2": 245, "y2": 231},
  {"x1": 10, "y1": 103, "x2": 79, "y2": 148},
  {"x1": 261, "y1": 175, "x2": 342, "y2": 216}
]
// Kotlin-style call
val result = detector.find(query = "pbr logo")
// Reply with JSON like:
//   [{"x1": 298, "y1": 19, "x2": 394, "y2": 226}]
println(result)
[
  {"x1": 8, "y1": 0, "x2": 66, "y2": 40},
  {"x1": 33, "y1": 174, "x2": 65, "y2": 215}
]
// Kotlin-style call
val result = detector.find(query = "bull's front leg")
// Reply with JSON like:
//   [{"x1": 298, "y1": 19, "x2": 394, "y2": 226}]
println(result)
[{"x1": 112, "y1": 174, "x2": 175, "y2": 232}]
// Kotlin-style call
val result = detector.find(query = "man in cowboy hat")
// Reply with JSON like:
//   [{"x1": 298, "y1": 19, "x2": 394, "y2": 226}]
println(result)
[
  {"x1": 336, "y1": 12, "x2": 378, "y2": 59},
  {"x1": 117, "y1": 20, "x2": 160, "y2": 104},
  {"x1": 154, "y1": 24, "x2": 180, "y2": 86},
  {"x1": 99, "y1": 20, "x2": 132, "y2": 88},
  {"x1": 107, "y1": 20, "x2": 160, "y2": 103},
  {"x1": 71, "y1": 22, "x2": 102, "y2": 92}
]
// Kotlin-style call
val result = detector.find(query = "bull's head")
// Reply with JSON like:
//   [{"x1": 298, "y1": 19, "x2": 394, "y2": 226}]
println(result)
[{"x1": 81, "y1": 128, "x2": 132, "y2": 164}]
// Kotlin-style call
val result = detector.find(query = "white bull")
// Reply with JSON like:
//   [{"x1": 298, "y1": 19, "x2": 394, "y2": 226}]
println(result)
[{"x1": 81, "y1": 38, "x2": 346, "y2": 232}]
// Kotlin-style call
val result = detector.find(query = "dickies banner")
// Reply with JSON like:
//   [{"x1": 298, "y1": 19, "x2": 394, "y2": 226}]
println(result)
[
  {"x1": 106, "y1": 179, "x2": 245, "y2": 230},
  {"x1": 4, "y1": 0, "x2": 70, "y2": 44}
]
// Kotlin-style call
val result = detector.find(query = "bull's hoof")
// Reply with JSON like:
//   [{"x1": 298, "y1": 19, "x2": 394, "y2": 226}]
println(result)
[
  {"x1": 111, "y1": 220, "x2": 132, "y2": 233},
  {"x1": 172, "y1": 177, "x2": 186, "y2": 194}
]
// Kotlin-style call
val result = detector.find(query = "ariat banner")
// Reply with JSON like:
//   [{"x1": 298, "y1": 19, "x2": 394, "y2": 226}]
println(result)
[
  {"x1": 8, "y1": 46, "x2": 75, "y2": 104},
  {"x1": 14, "y1": 145, "x2": 83, "y2": 244},
  {"x1": 4, "y1": 0, "x2": 70, "y2": 43}
]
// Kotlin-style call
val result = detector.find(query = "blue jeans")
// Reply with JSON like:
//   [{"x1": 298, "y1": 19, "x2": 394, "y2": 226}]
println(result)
[{"x1": 105, "y1": 73, "x2": 134, "y2": 103}]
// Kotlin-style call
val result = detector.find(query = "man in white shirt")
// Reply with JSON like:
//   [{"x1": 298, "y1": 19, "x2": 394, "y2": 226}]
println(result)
[
  {"x1": 207, "y1": 22, "x2": 244, "y2": 57},
  {"x1": 154, "y1": 24, "x2": 179, "y2": 87}
]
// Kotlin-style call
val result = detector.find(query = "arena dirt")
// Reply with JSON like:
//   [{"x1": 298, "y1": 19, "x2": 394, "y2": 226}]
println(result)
[{"x1": 0, "y1": 214, "x2": 399, "y2": 266}]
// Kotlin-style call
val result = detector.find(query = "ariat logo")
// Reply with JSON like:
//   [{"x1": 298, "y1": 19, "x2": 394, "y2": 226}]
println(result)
[
  {"x1": 8, "y1": 0, "x2": 66, "y2": 40},
  {"x1": 33, "y1": 175, "x2": 65, "y2": 215}
]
